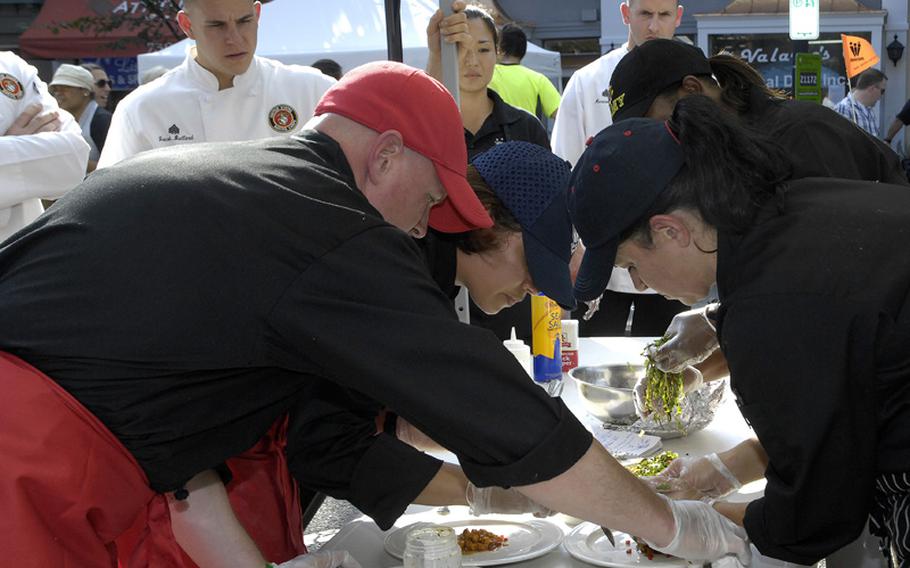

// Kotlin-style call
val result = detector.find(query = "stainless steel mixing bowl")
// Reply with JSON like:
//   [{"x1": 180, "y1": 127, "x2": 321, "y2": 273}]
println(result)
[{"x1": 568, "y1": 364, "x2": 644, "y2": 425}]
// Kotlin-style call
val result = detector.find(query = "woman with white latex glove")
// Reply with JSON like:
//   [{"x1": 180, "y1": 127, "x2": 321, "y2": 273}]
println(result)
[
  {"x1": 645, "y1": 440, "x2": 768, "y2": 502},
  {"x1": 396, "y1": 417, "x2": 553, "y2": 517},
  {"x1": 274, "y1": 550, "x2": 362, "y2": 568},
  {"x1": 646, "y1": 305, "x2": 720, "y2": 373},
  {"x1": 644, "y1": 453, "x2": 742, "y2": 501},
  {"x1": 466, "y1": 482, "x2": 553, "y2": 517}
]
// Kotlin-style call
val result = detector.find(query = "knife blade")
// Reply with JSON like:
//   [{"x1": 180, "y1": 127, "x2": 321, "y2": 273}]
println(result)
[{"x1": 601, "y1": 525, "x2": 616, "y2": 546}]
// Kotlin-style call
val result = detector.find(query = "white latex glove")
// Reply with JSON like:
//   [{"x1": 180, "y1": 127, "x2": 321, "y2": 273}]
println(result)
[
  {"x1": 646, "y1": 306, "x2": 720, "y2": 373},
  {"x1": 276, "y1": 550, "x2": 362, "y2": 568},
  {"x1": 396, "y1": 417, "x2": 444, "y2": 452},
  {"x1": 633, "y1": 366, "x2": 703, "y2": 420},
  {"x1": 644, "y1": 495, "x2": 751, "y2": 565},
  {"x1": 465, "y1": 482, "x2": 553, "y2": 517},
  {"x1": 643, "y1": 453, "x2": 743, "y2": 501}
]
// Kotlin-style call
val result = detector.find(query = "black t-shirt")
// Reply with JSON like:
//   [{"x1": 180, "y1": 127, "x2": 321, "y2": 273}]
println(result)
[
  {"x1": 0, "y1": 132, "x2": 592, "y2": 527},
  {"x1": 716, "y1": 178, "x2": 910, "y2": 563},
  {"x1": 465, "y1": 89, "x2": 549, "y2": 160},
  {"x1": 745, "y1": 89, "x2": 908, "y2": 185}
]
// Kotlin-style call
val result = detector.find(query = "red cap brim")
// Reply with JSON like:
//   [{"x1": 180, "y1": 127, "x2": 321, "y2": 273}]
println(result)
[{"x1": 428, "y1": 162, "x2": 493, "y2": 233}]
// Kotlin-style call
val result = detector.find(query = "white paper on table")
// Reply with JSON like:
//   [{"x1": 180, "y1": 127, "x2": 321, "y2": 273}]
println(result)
[{"x1": 584, "y1": 416, "x2": 662, "y2": 459}]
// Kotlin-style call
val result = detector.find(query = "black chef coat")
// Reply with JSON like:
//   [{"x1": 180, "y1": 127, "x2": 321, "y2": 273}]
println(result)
[
  {"x1": 715, "y1": 177, "x2": 910, "y2": 563},
  {"x1": 0, "y1": 131, "x2": 591, "y2": 527},
  {"x1": 745, "y1": 87, "x2": 908, "y2": 185}
]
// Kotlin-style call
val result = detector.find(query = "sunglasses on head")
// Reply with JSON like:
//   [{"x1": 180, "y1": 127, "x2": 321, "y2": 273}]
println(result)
[{"x1": 95, "y1": 79, "x2": 112, "y2": 88}]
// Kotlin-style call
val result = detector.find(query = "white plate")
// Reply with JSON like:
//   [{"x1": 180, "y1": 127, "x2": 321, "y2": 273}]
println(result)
[
  {"x1": 564, "y1": 522, "x2": 692, "y2": 567},
  {"x1": 384, "y1": 518, "x2": 563, "y2": 566}
]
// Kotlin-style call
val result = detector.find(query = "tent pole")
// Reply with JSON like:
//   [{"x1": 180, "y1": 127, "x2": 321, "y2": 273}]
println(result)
[
  {"x1": 385, "y1": 0, "x2": 404, "y2": 61},
  {"x1": 438, "y1": 0, "x2": 460, "y2": 107},
  {"x1": 436, "y1": 1, "x2": 467, "y2": 323}
]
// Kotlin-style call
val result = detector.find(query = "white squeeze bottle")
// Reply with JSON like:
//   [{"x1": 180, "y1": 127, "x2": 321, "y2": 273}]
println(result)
[{"x1": 503, "y1": 326, "x2": 533, "y2": 378}]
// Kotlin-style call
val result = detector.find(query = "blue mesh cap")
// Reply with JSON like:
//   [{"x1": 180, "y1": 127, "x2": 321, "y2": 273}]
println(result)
[{"x1": 471, "y1": 142, "x2": 575, "y2": 310}]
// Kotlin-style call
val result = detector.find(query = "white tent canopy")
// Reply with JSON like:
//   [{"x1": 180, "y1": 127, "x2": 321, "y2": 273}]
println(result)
[{"x1": 138, "y1": 0, "x2": 562, "y2": 88}]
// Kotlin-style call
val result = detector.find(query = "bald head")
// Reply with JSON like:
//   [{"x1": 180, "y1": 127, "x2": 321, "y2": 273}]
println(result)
[{"x1": 307, "y1": 114, "x2": 445, "y2": 239}]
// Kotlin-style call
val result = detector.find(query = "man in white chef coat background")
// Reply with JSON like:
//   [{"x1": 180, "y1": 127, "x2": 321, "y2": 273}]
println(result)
[
  {"x1": 552, "y1": 0, "x2": 686, "y2": 337},
  {"x1": 97, "y1": 0, "x2": 335, "y2": 169},
  {"x1": 0, "y1": 51, "x2": 89, "y2": 244}
]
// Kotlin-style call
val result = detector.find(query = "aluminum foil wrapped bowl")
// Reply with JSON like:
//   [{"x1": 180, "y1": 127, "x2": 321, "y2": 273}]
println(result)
[{"x1": 568, "y1": 364, "x2": 726, "y2": 438}]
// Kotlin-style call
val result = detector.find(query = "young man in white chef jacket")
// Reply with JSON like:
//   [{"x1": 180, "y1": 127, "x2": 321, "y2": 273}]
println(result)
[{"x1": 97, "y1": 0, "x2": 335, "y2": 169}]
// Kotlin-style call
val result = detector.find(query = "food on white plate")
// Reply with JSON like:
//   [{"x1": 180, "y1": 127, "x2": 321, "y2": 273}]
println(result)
[
  {"x1": 457, "y1": 528, "x2": 508, "y2": 554},
  {"x1": 624, "y1": 536, "x2": 677, "y2": 562}
]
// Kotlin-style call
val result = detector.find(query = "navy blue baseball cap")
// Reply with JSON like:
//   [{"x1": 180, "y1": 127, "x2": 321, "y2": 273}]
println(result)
[
  {"x1": 568, "y1": 119, "x2": 686, "y2": 302},
  {"x1": 472, "y1": 142, "x2": 576, "y2": 310}
]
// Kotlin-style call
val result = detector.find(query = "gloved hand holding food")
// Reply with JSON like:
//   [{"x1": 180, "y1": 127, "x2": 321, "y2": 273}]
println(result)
[
  {"x1": 646, "y1": 306, "x2": 720, "y2": 373},
  {"x1": 465, "y1": 482, "x2": 553, "y2": 517},
  {"x1": 643, "y1": 495, "x2": 751, "y2": 565},
  {"x1": 643, "y1": 453, "x2": 743, "y2": 501},
  {"x1": 633, "y1": 363, "x2": 703, "y2": 422},
  {"x1": 274, "y1": 550, "x2": 362, "y2": 568}
]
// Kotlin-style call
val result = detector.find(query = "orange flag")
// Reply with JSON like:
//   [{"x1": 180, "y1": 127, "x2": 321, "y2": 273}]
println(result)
[{"x1": 842, "y1": 34, "x2": 880, "y2": 78}]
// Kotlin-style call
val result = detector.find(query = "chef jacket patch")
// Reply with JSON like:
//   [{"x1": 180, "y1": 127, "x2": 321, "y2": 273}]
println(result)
[
  {"x1": 0, "y1": 73, "x2": 24, "y2": 100},
  {"x1": 268, "y1": 104, "x2": 298, "y2": 132}
]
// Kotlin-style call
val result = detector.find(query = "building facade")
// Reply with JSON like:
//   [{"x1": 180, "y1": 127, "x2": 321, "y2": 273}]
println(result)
[{"x1": 498, "y1": 0, "x2": 908, "y2": 142}]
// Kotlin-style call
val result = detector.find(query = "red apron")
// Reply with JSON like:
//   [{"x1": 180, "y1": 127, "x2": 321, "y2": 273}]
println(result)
[
  {"x1": 120, "y1": 416, "x2": 307, "y2": 567},
  {"x1": 0, "y1": 351, "x2": 155, "y2": 568}
]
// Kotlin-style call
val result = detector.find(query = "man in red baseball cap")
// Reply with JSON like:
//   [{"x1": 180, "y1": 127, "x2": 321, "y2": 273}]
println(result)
[{"x1": 313, "y1": 60, "x2": 492, "y2": 234}]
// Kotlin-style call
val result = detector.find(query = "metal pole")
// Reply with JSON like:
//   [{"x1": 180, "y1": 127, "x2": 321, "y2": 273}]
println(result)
[
  {"x1": 437, "y1": 1, "x2": 468, "y2": 323},
  {"x1": 385, "y1": 0, "x2": 403, "y2": 62},
  {"x1": 438, "y1": 0, "x2": 460, "y2": 107}
]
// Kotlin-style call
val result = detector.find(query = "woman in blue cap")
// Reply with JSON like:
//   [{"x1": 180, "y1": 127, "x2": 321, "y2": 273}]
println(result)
[
  {"x1": 422, "y1": 140, "x2": 575, "y2": 315},
  {"x1": 570, "y1": 94, "x2": 910, "y2": 567},
  {"x1": 389, "y1": 140, "x2": 575, "y2": 449}
]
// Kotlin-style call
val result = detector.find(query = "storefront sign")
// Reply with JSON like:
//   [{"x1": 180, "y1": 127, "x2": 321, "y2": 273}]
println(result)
[
  {"x1": 789, "y1": 0, "x2": 819, "y2": 40},
  {"x1": 710, "y1": 33, "x2": 870, "y2": 100}
]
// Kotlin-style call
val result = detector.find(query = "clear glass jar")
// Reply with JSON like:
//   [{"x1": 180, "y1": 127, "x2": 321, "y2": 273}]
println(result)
[{"x1": 403, "y1": 525, "x2": 462, "y2": 568}]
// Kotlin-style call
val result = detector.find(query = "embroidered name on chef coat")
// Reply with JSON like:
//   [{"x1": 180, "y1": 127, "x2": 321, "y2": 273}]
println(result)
[
  {"x1": 158, "y1": 123, "x2": 195, "y2": 143},
  {"x1": 0, "y1": 73, "x2": 24, "y2": 100},
  {"x1": 268, "y1": 104, "x2": 298, "y2": 132}
]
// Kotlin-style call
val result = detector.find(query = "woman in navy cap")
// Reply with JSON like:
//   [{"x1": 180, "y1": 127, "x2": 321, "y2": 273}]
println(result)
[{"x1": 570, "y1": 94, "x2": 910, "y2": 567}]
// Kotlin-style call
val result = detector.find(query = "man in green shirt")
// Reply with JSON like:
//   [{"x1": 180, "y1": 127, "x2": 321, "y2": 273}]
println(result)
[{"x1": 489, "y1": 24, "x2": 561, "y2": 121}]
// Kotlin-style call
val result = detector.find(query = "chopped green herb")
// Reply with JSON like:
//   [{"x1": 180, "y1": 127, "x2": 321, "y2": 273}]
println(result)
[
  {"x1": 627, "y1": 451, "x2": 678, "y2": 477},
  {"x1": 642, "y1": 336, "x2": 685, "y2": 426}
]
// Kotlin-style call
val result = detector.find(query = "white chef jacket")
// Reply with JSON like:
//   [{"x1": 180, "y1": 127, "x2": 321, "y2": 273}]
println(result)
[
  {"x1": 97, "y1": 50, "x2": 335, "y2": 169},
  {"x1": 551, "y1": 44, "x2": 628, "y2": 168},
  {"x1": 551, "y1": 44, "x2": 647, "y2": 295},
  {"x1": 0, "y1": 51, "x2": 89, "y2": 244}
]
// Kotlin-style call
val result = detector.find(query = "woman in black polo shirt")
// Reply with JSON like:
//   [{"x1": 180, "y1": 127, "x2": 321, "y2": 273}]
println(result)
[{"x1": 570, "y1": 94, "x2": 910, "y2": 567}]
